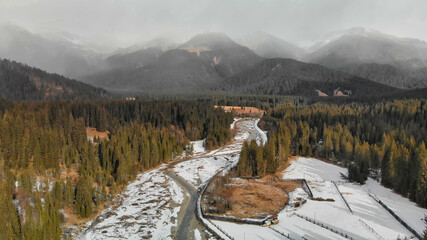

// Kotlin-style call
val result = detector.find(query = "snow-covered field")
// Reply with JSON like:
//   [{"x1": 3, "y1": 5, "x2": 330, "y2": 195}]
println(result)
[
  {"x1": 173, "y1": 154, "x2": 239, "y2": 188},
  {"x1": 211, "y1": 157, "x2": 426, "y2": 240},
  {"x1": 80, "y1": 167, "x2": 186, "y2": 240},
  {"x1": 281, "y1": 157, "x2": 426, "y2": 239},
  {"x1": 190, "y1": 139, "x2": 206, "y2": 154}
]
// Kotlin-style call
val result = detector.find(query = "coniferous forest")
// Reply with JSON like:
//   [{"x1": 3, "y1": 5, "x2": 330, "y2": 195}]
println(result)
[
  {"x1": 247, "y1": 99, "x2": 427, "y2": 208},
  {"x1": 0, "y1": 99, "x2": 232, "y2": 239}
]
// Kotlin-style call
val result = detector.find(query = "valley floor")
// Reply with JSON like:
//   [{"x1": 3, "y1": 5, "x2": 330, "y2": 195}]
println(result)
[
  {"x1": 78, "y1": 119, "x2": 426, "y2": 240},
  {"x1": 78, "y1": 118, "x2": 263, "y2": 239}
]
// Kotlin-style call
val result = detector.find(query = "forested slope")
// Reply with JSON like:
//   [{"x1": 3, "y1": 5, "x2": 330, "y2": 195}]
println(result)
[
  {"x1": 219, "y1": 58, "x2": 399, "y2": 97},
  {"x1": 0, "y1": 59, "x2": 107, "y2": 101}
]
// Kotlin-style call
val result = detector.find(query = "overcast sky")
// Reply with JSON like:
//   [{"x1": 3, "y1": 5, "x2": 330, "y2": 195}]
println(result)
[{"x1": 1, "y1": 0, "x2": 426, "y2": 50}]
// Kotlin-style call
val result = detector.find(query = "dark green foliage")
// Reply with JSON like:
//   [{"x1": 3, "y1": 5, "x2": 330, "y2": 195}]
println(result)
[
  {"x1": 264, "y1": 99, "x2": 427, "y2": 207},
  {"x1": 0, "y1": 98, "x2": 233, "y2": 239},
  {"x1": 236, "y1": 131, "x2": 284, "y2": 177},
  {"x1": 0, "y1": 181, "x2": 22, "y2": 239},
  {"x1": 75, "y1": 176, "x2": 93, "y2": 218},
  {"x1": 218, "y1": 58, "x2": 400, "y2": 97}
]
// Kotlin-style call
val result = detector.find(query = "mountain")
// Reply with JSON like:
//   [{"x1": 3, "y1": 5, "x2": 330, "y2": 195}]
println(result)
[
  {"x1": 83, "y1": 49, "x2": 221, "y2": 93},
  {"x1": 105, "y1": 36, "x2": 181, "y2": 70},
  {"x1": 218, "y1": 58, "x2": 399, "y2": 97},
  {"x1": 0, "y1": 58, "x2": 107, "y2": 101},
  {"x1": 0, "y1": 24, "x2": 104, "y2": 78},
  {"x1": 305, "y1": 27, "x2": 427, "y2": 66},
  {"x1": 83, "y1": 32, "x2": 262, "y2": 93},
  {"x1": 104, "y1": 47, "x2": 164, "y2": 70},
  {"x1": 237, "y1": 31, "x2": 306, "y2": 60},
  {"x1": 178, "y1": 32, "x2": 263, "y2": 78},
  {"x1": 113, "y1": 36, "x2": 180, "y2": 56},
  {"x1": 304, "y1": 27, "x2": 427, "y2": 88}
]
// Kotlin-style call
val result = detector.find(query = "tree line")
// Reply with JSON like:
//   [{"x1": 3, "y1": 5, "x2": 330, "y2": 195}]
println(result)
[
  {"x1": 262, "y1": 99, "x2": 427, "y2": 207},
  {"x1": 0, "y1": 99, "x2": 233, "y2": 239}
]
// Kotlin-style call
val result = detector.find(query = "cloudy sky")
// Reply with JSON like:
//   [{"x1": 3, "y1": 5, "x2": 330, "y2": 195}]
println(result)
[{"x1": 0, "y1": 0, "x2": 426, "y2": 49}]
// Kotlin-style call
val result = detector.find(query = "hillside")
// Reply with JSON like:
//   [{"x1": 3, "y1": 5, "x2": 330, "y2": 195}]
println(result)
[
  {"x1": 339, "y1": 63, "x2": 427, "y2": 89},
  {"x1": 0, "y1": 59, "x2": 107, "y2": 101},
  {"x1": 218, "y1": 58, "x2": 399, "y2": 97},
  {"x1": 178, "y1": 32, "x2": 263, "y2": 78},
  {"x1": 104, "y1": 47, "x2": 164, "y2": 70},
  {"x1": 104, "y1": 35, "x2": 181, "y2": 70},
  {"x1": 83, "y1": 49, "x2": 221, "y2": 93},
  {"x1": 83, "y1": 32, "x2": 262, "y2": 93}
]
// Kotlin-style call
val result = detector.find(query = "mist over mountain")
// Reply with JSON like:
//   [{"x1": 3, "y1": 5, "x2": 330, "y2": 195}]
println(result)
[
  {"x1": 304, "y1": 27, "x2": 427, "y2": 88},
  {"x1": 83, "y1": 49, "x2": 222, "y2": 93},
  {"x1": 237, "y1": 31, "x2": 306, "y2": 60},
  {"x1": 83, "y1": 32, "x2": 262, "y2": 92},
  {"x1": 1, "y1": 22, "x2": 427, "y2": 91},
  {"x1": 305, "y1": 27, "x2": 427, "y2": 65},
  {"x1": 0, "y1": 24, "x2": 105, "y2": 79}
]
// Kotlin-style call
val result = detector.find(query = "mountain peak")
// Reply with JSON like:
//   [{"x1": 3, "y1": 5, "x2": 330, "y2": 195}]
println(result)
[
  {"x1": 237, "y1": 31, "x2": 306, "y2": 60},
  {"x1": 179, "y1": 32, "x2": 237, "y2": 49},
  {"x1": 343, "y1": 27, "x2": 379, "y2": 36}
]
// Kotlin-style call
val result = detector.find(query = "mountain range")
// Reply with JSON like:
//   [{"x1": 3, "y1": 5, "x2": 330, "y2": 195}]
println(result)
[
  {"x1": 304, "y1": 27, "x2": 427, "y2": 88},
  {"x1": 1, "y1": 24, "x2": 426, "y2": 99},
  {"x1": 82, "y1": 32, "x2": 262, "y2": 93}
]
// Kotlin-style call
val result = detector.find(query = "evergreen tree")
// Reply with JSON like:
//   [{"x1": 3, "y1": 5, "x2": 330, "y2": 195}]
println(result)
[
  {"x1": 75, "y1": 175, "x2": 93, "y2": 218},
  {"x1": 0, "y1": 181, "x2": 21, "y2": 239}
]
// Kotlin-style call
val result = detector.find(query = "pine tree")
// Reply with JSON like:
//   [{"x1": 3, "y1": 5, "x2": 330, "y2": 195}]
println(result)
[
  {"x1": 0, "y1": 181, "x2": 22, "y2": 239},
  {"x1": 237, "y1": 141, "x2": 249, "y2": 176},
  {"x1": 264, "y1": 141, "x2": 276, "y2": 174},
  {"x1": 75, "y1": 175, "x2": 93, "y2": 218},
  {"x1": 416, "y1": 143, "x2": 427, "y2": 207}
]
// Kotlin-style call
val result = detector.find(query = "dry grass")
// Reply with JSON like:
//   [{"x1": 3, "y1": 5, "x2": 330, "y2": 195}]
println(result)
[
  {"x1": 86, "y1": 127, "x2": 110, "y2": 141},
  {"x1": 214, "y1": 105, "x2": 265, "y2": 117},
  {"x1": 203, "y1": 175, "x2": 302, "y2": 219},
  {"x1": 63, "y1": 202, "x2": 109, "y2": 227}
]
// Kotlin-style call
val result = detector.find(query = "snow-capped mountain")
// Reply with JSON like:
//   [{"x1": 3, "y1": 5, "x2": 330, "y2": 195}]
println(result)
[
  {"x1": 237, "y1": 31, "x2": 307, "y2": 60},
  {"x1": 304, "y1": 27, "x2": 427, "y2": 88},
  {"x1": 305, "y1": 27, "x2": 427, "y2": 68}
]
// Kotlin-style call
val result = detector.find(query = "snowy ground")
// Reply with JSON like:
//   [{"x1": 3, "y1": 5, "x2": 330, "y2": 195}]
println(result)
[
  {"x1": 254, "y1": 119, "x2": 268, "y2": 145},
  {"x1": 172, "y1": 154, "x2": 239, "y2": 188},
  {"x1": 78, "y1": 119, "x2": 269, "y2": 240},
  {"x1": 211, "y1": 157, "x2": 425, "y2": 240},
  {"x1": 281, "y1": 157, "x2": 426, "y2": 239},
  {"x1": 190, "y1": 139, "x2": 206, "y2": 154},
  {"x1": 80, "y1": 167, "x2": 186, "y2": 240},
  {"x1": 173, "y1": 118, "x2": 263, "y2": 188}
]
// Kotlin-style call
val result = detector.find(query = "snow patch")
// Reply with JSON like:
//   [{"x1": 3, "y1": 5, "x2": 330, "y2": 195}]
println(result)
[{"x1": 81, "y1": 167, "x2": 185, "y2": 240}]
